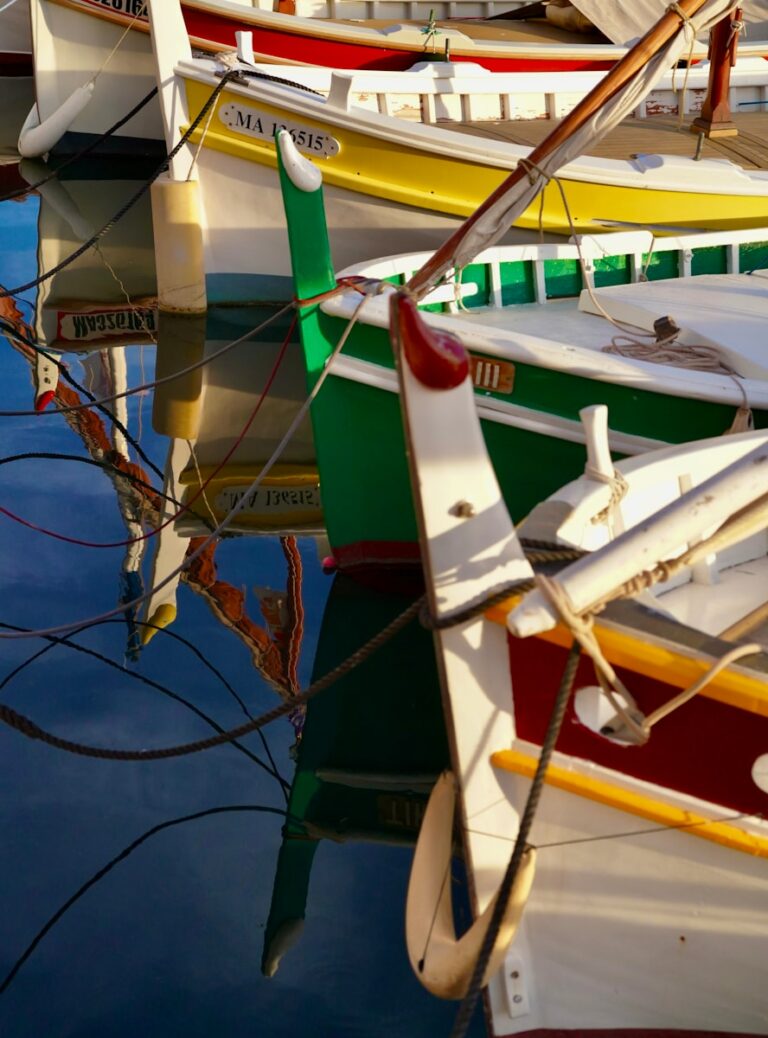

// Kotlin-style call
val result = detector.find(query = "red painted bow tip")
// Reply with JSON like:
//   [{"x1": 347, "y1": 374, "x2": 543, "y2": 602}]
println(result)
[
  {"x1": 391, "y1": 293, "x2": 469, "y2": 391},
  {"x1": 35, "y1": 390, "x2": 56, "y2": 412}
]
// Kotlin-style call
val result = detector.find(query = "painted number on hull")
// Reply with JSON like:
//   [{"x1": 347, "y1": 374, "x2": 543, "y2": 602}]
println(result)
[
  {"x1": 469, "y1": 355, "x2": 515, "y2": 394},
  {"x1": 215, "y1": 485, "x2": 322, "y2": 515},
  {"x1": 218, "y1": 103, "x2": 340, "y2": 158},
  {"x1": 78, "y1": 0, "x2": 149, "y2": 18}
]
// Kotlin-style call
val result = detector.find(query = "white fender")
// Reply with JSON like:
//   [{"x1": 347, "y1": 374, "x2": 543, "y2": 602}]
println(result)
[
  {"x1": 17, "y1": 84, "x2": 95, "y2": 158},
  {"x1": 405, "y1": 771, "x2": 536, "y2": 1000}
]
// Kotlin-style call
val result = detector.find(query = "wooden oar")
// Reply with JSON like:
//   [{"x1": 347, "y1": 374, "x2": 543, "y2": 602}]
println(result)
[{"x1": 406, "y1": 0, "x2": 716, "y2": 298}]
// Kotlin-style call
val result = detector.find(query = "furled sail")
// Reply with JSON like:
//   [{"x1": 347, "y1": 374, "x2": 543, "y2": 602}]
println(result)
[
  {"x1": 407, "y1": 0, "x2": 742, "y2": 298},
  {"x1": 568, "y1": 0, "x2": 768, "y2": 46}
]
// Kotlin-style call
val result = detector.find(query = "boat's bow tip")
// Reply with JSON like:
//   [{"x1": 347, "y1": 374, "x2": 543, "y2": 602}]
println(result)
[
  {"x1": 277, "y1": 130, "x2": 322, "y2": 193},
  {"x1": 390, "y1": 293, "x2": 469, "y2": 390}
]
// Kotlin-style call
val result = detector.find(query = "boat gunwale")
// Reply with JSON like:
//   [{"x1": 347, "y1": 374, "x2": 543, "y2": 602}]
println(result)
[
  {"x1": 47, "y1": 0, "x2": 650, "y2": 58},
  {"x1": 316, "y1": 279, "x2": 768, "y2": 410},
  {"x1": 178, "y1": 60, "x2": 768, "y2": 193}
]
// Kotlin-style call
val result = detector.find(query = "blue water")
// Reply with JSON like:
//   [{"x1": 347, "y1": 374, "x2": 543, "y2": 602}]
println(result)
[{"x1": 0, "y1": 101, "x2": 485, "y2": 1036}]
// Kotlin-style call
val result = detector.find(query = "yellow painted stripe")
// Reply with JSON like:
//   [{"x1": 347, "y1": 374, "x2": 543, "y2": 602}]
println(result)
[
  {"x1": 492, "y1": 747, "x2": 768, "y2": 858},
  {"x1": 178, "y1": 463, "x2": 319, "y2": 486},
  {"x1": 486, "y1": 596, "x2": 768, "y2": 719},
  {"x1": 183, "y1": 79, "x2": 768, "y2": 234}
]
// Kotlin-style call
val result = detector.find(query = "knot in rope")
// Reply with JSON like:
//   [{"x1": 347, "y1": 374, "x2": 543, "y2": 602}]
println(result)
[
  {"x1": 666, "y1": 1, "x2": 694, "y2": 26},
  {"x1": 585, "y1": 464, "x2": 629, "y2": 526},
  {"x1": 536, "y1": 574, "x2": 649, "y2": 744},
  {"x1": 517, "y1": 156, "x2": 550, "y2": 188}
]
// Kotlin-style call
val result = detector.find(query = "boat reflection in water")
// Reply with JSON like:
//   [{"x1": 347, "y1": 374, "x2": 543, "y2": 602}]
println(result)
[
  {"x1": 261, "y1": 572, "x2": 450, "y2": 978},
  {"x1": 144, "y1": 300, "x2": 324, "y2": 717}
]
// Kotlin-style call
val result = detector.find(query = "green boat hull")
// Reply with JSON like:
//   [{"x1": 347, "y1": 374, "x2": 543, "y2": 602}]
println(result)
[{"x1": 276, "y1": 134, "x2": 768, "y2": 575}]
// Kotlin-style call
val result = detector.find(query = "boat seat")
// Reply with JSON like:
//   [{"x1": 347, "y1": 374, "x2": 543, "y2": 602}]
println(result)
[{"x1": 578, "y1": 271, "x2": 768, "y2": 379}]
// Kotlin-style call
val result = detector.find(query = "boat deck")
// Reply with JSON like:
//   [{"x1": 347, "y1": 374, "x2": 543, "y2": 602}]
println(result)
[
  {"x1": 345, "y1": 16, "x2": 609, "y2": 45},
  {"x1": 452, "y1": 111, "x2": 768, "y2": 169}
]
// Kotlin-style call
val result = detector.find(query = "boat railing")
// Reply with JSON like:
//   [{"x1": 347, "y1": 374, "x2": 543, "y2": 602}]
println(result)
[
  {"x1": 338, "y1": 225, "x2": 768, "y2": 315},
  {"x1": 321, "y1": 59, "x2": 768, "y2": 125}
]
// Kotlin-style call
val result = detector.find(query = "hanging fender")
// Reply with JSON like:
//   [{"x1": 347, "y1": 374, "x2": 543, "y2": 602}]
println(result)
[
  {"x1": 405, "y1": 770, "x2": 536, "y2": 1000},
  {"x1": 17, "y1": 83, "x2": 95, "y2": 159}
]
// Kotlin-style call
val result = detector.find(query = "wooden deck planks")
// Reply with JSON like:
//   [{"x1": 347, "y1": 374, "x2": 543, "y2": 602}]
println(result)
[
  {"x1": 449, "y1": 111, "x2": 768, "y2": 169},
  {"x1": 340, "y1": 16, "x2": 608, "y2": 44}
]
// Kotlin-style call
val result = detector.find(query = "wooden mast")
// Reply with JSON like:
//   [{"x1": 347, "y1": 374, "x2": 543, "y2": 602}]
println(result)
[
  {"x1": 406, "y1": 0, "x2": 715, "y2": 298},
  {"x1": 690, "y1": 7, "x2": 742, "y2": 138}
]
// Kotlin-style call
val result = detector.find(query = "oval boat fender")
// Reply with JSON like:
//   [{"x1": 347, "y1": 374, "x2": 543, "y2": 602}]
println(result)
[
  {"x1": 405, "y1": 770, "x2": 536, "y2": 1000},
  {"x1": 18, "y1": 84, "x2": 95, "y2": 159}
]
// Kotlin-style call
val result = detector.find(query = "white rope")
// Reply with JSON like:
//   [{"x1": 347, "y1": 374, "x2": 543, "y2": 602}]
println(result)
[
  {"x1": 525, "y1": 159, "x2": 755, "y2": 430},
  {"x1": 584, "y1": 463, "x2": 629, "y2": 526},
  {"x1": 536, "y1": 572, "x2": 764, "y2": 745},
  {"x1": 186, "y1": 96, "x2": 219, "y2": 182},
  {"x1": 643, "y1": 641, "x2": 761, "y2": 730},
  {"x1": 87, "y1": 1, "x2": 148, "y2": 87}
]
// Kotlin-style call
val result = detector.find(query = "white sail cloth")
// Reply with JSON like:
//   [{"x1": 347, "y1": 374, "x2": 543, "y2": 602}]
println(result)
[
  {"x1": 447, "y1": 0, "x2": 741, "y2": 279},
  {"x1": 569, "y1": 0, "x2": 768, "y2": 46}
]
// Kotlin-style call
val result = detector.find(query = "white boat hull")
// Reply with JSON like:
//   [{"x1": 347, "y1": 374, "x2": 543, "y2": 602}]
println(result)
[
  {"x1": 1, "y1": 0, "x2": 31, "y2": 64},
  {"x1": 484, "y1": 766, "x2": 768, "y2": 1035},
  {"x1": 30, "y1": 0, "x2": 162, "y2": 147}
]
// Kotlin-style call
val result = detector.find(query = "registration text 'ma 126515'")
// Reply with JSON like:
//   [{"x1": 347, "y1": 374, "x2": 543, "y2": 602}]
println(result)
[{"x1": 218, "y1": 102, "x2": 340, "y2": 158}]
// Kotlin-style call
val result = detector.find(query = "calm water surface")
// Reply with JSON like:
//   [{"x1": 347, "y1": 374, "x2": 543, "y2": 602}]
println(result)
[{"x1": 0, "y1": 90, "x2": 485, "y2": 1037}]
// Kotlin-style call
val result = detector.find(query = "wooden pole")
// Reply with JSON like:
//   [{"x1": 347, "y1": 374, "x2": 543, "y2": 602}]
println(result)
[
  {"x1": 406, "y1": 0, "x2": 714, "y2": 298},
  {"x1": 690, "y1": 7, "x2": 741, "y2": 138}
]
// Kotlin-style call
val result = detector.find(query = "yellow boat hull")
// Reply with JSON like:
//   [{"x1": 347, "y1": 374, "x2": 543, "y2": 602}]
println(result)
[{"x1": 184, "y1": 77, "x2": 768, "y2": 237}]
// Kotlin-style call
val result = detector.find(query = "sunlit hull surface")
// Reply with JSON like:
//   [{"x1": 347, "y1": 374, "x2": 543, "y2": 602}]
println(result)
[{"x1": 30, "y1": 0, "x2": 633, "y2": 148}]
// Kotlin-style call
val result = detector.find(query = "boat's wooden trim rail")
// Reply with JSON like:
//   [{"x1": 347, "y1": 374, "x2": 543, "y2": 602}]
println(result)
[
  {"x1": 285, "y1": 0, "x2": 529, "y2": 16},
  {"x1": 321, "y1": 60, "x2": 768, "y2": 125},
  {"x1": 346, "y1": 225, "x2": 768, "y2": 315}
]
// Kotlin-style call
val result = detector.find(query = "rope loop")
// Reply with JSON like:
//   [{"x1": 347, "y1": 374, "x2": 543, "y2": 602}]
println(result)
[
  {"x1": 585, "y1": 464, "x2": 629, "y2": 526},
  {"x1": 667, "y1": 1, "x2": 694, "y2": 26}
]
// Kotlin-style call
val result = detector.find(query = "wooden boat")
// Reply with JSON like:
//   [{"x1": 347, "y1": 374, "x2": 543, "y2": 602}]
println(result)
[
  {"x1": 390, "y1": 261, "x2": 768, "y2": 1032},
  {"x1": 27, "y1": 0, "x2": 631, "y2": 154},
  {"x1": 274, "y1": 119, "x2": 768, "y2": 574},
  {"x1": 138, "y1": 0, "x2": 768, "y2": 302},
  {"x1": 0, "y1": 0, "x2": 31, "y2": 75}
]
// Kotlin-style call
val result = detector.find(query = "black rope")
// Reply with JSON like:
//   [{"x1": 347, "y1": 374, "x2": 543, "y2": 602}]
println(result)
[
  {"x1": 0, "y1": 69, "x2": 244, "y2": 301},
  {"x1": 0, "y1": 612, "x2": 290, "y2": 793},
  {"x1": 0, "y1": 596, "x2": 425, "y2": 762},
  {"x1": 235, "y1": 68, "x2": 324, "y2": 98},
  {"x1": 1, "y1": 318, "x2": 164, "y2": 481},
  {"x1": 0, "y1": 86, "x2": 160, "y2": 204},
  {"x1": 0, "y1": 803, "x2": 286, "y2": 996},
  {"x1": 0, "y1": 451, "x2": 181, "y2": 511},
  {"x1": 0, "y1": 64, "x2": 331, "y2": 301},
  {"x1": 448, "y1": 640, "x2": 582, "y2": 1038},
  {"x1": 419, "y1": 578, "x2": 536, "y2": 631},
  {"x1": 0, "y1": 621, "x2": 286, "y2": 784}
]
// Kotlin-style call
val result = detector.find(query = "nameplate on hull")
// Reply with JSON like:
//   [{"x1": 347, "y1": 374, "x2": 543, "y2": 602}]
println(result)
[
  {"x1": 469, "y1": 355, "x2": 515, "y2": 395},
  {"x1": 218, "y1": 102, "x2": 340, "y2": 158},
  {"x1": 214, "y1": 483, "x2": 322, "y2": 518},
  {"x1": 57, "y1": 306, "x2": 158, "y2": 343}
]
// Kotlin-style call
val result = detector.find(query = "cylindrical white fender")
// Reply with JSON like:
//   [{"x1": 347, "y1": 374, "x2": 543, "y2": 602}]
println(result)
[
  {"x1": 17, "y1": 83, "x2": 95, "y2": 158},
  {"x1": 150, "y1": 175, "x2": 207, "y2": 314}
]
